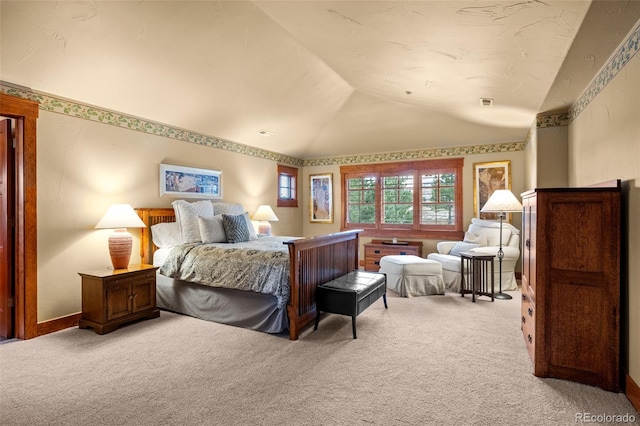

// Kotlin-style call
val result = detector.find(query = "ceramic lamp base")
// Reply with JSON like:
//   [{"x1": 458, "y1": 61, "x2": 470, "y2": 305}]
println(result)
[
  {"x1": 257, "y1": 222, "x2": 272, "y2": 236},
  {"x1": 108, "y1": 229, "x2": 132, "y2": 269}
]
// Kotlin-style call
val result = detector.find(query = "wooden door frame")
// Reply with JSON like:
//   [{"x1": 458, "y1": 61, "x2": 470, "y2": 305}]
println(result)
[{"x1": 0, "y1": 93, "x2": 38, "y2": 339}]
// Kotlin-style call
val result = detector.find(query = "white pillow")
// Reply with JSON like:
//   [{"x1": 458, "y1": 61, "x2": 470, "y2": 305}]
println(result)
[
  {"x1": 151, "y1": 222, "x2": 181, "y2": 248},
  {"x1": 198, "y1": 215, "x2": 227, "y2": 243},
  {"x1": 212, "y1": 202, "x2": 244, "y2": 216},
  {"x1": 172, "y1": 200, "x2": 214, "y2": 243},
  {"x1": 450, "y1": 242, "x2": 481, "y2": 256},
  {"x1": 242, "y1": 212, "x2": 258, "y2": 240},
  {"x1": 463, "y1": 232, "x2": 488, "y2": 247}
]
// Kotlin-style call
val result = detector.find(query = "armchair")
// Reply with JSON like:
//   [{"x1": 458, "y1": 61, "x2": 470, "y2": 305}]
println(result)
[{"x1": 427, "y1": 218, "x2": 520, "y2": 292}]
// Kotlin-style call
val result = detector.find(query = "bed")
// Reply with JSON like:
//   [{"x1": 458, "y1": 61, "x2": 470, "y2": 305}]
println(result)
[{"x1": 136, "y1": 207, "x2": 361, "y2": 340}]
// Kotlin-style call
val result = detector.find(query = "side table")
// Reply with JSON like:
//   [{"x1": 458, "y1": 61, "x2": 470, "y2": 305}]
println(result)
[
  {"x1": 78, "y1": 264, "x2": 159, "y2": 334},
  {"x1": 459, "y1": 252, "x2": 495, "y2": 302}
]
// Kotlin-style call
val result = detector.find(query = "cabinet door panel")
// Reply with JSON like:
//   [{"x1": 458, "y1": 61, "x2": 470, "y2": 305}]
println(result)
[
  {"x1": 132, "y1": 279, "x2": 154, "y2": 313},
  {"x1": 106, "y1": 282, "x2": 131, "y2": 321}
]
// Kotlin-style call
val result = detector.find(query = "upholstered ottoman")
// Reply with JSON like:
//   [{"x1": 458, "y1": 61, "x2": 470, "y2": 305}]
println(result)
[{"x1": 379, "y1": 255, "x2": 445, "y2": 297}]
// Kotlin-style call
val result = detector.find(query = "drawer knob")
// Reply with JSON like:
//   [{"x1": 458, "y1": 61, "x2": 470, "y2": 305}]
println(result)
[
  {"x1": 528, "y1": 307, "x2": 533, "y2": 317},
  {"x1": 522, "y1": 294, "x2": 526, "y2": 301},
  {"x1": 528, "y1": 334, "x2": 533, "y2": 344},
  {"x1": 400, "y1": 251, "x2": 406, "y2": 255},
  {"x1": 374, "y1": 250, "x2": 380, "y2": 254},
  {"x1": 521, "y1": 316, "x2": 526, "y2": 324},
  {"x1": 374, "y1": 261, "x2": 379, "y2": 265}
]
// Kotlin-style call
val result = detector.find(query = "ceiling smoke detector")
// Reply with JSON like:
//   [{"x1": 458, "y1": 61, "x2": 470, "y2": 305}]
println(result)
[
  {"x1": 257, "y1": 129, "x2": 274, "y2": 137},
  {"x1": 480, "y1": 98, "x2": 494, "y2": 107}
]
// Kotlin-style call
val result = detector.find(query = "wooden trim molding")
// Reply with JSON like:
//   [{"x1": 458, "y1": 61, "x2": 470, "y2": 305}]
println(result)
[
  {"x1": 0, "y1": 93, "x2": 39, "y2": 339},
  {"x1": 36, "y1": 313, "x2": 81, "y2": 337},
  {"x1": 627, "y1": 374, "x2": 640, "y2": 413}
]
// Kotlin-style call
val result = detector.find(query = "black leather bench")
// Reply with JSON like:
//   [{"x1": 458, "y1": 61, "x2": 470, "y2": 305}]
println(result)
[{"x1": 314, "y1": 270, "x2": 387, "y2": 339}]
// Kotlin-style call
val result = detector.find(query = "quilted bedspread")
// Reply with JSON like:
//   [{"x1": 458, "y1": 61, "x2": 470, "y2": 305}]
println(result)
[{"x1": 159, "y1": 237, "x2": 295, "y2": 308}]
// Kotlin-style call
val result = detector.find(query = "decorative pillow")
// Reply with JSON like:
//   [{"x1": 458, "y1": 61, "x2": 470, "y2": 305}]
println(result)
[
  {"x1": 482, "y1": 228, "x2": 510, "y2": 247},
  {"x1": 463, "y1": 232, "x2": 488, "y2": 247},
  {"x1": 198, "y1": 215, "x2": 226, "y2": 243},
  {"x1": 450, "y1": 242, "x2": 481, "y2": 256},
  {"x1": 151, "y1": 222, "x2": 181, "y2": 248},
  {"x1": 222, "y1": 213, "x2": 251, "y2": 243},
  {"x1": 242, "y1": 212, "x2": 258, "y2": 240},
  {"x1": 212, "y1": 202, "x2": 244, "y2": 216},
  {"x1": 172, "y1": 200, "x2": 214, "y2": 243}
]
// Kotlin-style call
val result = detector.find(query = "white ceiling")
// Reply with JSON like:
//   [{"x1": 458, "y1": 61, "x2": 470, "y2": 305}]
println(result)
[{"x1": 1, "y1": 1, "x2": 640, "y2": 159}]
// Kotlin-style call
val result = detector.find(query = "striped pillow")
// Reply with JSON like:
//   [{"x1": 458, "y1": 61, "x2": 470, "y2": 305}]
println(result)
[{"x1": 222, "y1": 213, "x2": 250, "y2": 243}]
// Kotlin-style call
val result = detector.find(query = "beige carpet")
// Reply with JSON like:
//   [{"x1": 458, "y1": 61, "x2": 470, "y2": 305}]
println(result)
[{"x1": 1, "y1": 289, "x2": 638, "y2": 426}]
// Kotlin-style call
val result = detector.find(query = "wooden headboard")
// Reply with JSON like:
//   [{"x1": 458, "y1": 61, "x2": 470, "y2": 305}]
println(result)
[{"x1": 136, "y1": 208, "x2": 176, "y2": 264}]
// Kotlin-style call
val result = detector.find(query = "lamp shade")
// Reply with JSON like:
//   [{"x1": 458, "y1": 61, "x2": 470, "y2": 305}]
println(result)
[
  {"x1": 95, "y1": 204, "x2": 146, "y2": 270},
  {"x1": 252, "y1": 205, "x2": 278, "y2": 236},
  {"x1": 480, "y1": 189, "x2": 523, "y2": 213},
  {"x1": 252, "y1": 205, "x2": 279, "y2": 222},
  {"x1": 95, "y1": 204, "x2": 146, "y2": 229}
]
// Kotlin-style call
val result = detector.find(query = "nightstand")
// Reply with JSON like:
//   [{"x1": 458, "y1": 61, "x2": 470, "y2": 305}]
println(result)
[{"x1": 78, "y1": 264, "x2": 159, "y2": 334}]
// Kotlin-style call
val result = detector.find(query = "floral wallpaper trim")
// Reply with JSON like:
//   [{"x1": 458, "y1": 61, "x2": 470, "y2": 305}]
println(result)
[
  {"x1": 1, "y1": 81, "x2": 524, "y2": 167},
  {"x1": 570, "y1": 21, "x2": 640, "y2": 121},
  {"x1": 0, "y1": 82, "x2": 304, "y2": 167},
  {"x1": 536, "y1": 113, "x2": 570, "y2": 128},
  {"x1": 302, "y1": 142, "x2": 526, "y2": 167}
]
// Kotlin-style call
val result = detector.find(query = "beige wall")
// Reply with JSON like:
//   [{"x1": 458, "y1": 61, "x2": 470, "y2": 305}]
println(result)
[
  {"x1": 568, "y1": 51, "x2": 640, "y2": 383},
  {"x1": 36, "y1": 110, "x2": 300, "y2": 321},
  {"x1": 536, "y1": 125, "x2": 568, "y2": 188}
]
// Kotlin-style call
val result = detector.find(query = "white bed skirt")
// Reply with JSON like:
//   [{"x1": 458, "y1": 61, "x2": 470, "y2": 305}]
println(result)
[{"x1": 156, "y1": 272, "x2": 289, "y2": 334}]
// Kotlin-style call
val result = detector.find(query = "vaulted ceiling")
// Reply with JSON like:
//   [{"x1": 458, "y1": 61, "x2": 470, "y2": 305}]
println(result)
[{"x1": 2, "y1": 1, "x2": 640, "y2": 159}]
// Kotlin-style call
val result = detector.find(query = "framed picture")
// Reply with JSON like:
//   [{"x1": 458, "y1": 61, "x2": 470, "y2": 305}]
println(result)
[
  {"x1": 160, "y1": 164, "x2": 222, "y2": 199},
  {"x1": 310, "y1": 173, "x2": 333, "y2": 223},
  {"x1": 473, "y1": 160, "x2": 511, "y2": 221}
]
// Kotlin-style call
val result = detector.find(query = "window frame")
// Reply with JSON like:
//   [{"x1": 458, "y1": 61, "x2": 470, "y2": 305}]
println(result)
[
  {"x1": 340, "y1": 158, "x2": 464, "y2": 240},
  {"x1": 277, "y1": 164, "x2": 299, "y2": 207}
]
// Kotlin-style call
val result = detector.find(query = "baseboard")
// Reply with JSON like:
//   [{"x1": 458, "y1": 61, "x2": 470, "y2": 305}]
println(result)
[
  {"x1": 36, "y1": 313, "x2": 82, "y2": 337},
  {"x1": 627, "y1": 374, "x2": 640, "y2": 413}
]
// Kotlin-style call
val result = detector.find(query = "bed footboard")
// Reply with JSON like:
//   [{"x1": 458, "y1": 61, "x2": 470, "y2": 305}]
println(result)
[{"x1": 284, "y1": 230, "x2": 362, "y2": 340}]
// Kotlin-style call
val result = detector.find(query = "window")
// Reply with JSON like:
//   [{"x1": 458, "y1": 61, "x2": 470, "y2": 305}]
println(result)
[
  {"x1": 277, "y1": 164, "x2": 298, "y2": 207},
  {"x1": 341, "y1": 158, "x2": 464, "y2": 239}
]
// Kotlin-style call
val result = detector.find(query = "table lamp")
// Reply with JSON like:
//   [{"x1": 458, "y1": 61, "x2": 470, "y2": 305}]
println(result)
[
  {"x1": 480, "y1": 189, "x2": 523, "y2": 300},
  {"x1": 252, "y1": 205, "x2": 279, "y2": 236},
  {"x1": 95, "y1": 204, "x2": 146, "y2": 269}
]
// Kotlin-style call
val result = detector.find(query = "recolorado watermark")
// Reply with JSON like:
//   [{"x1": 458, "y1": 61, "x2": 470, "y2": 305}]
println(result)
[{"x1": 575, "y1": 412, "x2": 636, "y2": 423}]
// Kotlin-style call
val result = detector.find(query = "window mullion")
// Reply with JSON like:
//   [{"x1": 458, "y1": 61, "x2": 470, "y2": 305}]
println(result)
[{"x1": 375, "y1": 174, "x2": 382, "y2": 230}]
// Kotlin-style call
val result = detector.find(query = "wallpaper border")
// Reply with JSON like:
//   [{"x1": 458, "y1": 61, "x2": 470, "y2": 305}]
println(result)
[
  {"x1": 0, "y1": 81, "x2": 524, "y2": 167},
  {"x1": 302, "y1": 142, "x2": 526, "y2": 167},
  {"x1": 0, "y1": 81, "x2": 304, "y2": 167},
  {"x1": 570, "y1": 20, "x2": 640, "y2": 121},
  {"x1": 536, "y1": 112, "x2": 570, "y2": 129}
]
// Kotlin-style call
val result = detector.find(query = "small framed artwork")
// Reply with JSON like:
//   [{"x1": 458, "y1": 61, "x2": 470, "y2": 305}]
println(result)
[
  {"x1": 160, "y1": 164, "x2": 222, "y2": 199},
  {"x1": 310, "y1": 173, "x2": 333, "y2": 223},
  {"x1": 473, "y1": 160, "x2": 511, "y2": 221}
]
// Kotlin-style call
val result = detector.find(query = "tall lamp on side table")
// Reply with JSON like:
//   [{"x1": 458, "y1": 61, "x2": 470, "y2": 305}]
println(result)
[{"x1": 480, "y1": 189, "x2": 523, "y2": 300}]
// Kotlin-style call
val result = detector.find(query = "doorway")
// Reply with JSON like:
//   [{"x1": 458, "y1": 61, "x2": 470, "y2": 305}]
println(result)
[
  {"x1": 0, "y1": 117, "x2": 15, "y2": 339},
  {"x1": 0, "y1": 93, "x2": 39, "y2": 339}
]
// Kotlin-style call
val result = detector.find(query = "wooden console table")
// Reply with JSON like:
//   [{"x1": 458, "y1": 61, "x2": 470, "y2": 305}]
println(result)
[{"x1": 363, "y1": 239, "x2": 423, "y2": 271}]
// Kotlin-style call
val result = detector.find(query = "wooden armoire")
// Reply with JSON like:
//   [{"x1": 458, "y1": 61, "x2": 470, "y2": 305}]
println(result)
[{"x1": 520, "y1": 180, "x2": 621, "y2": 392}]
